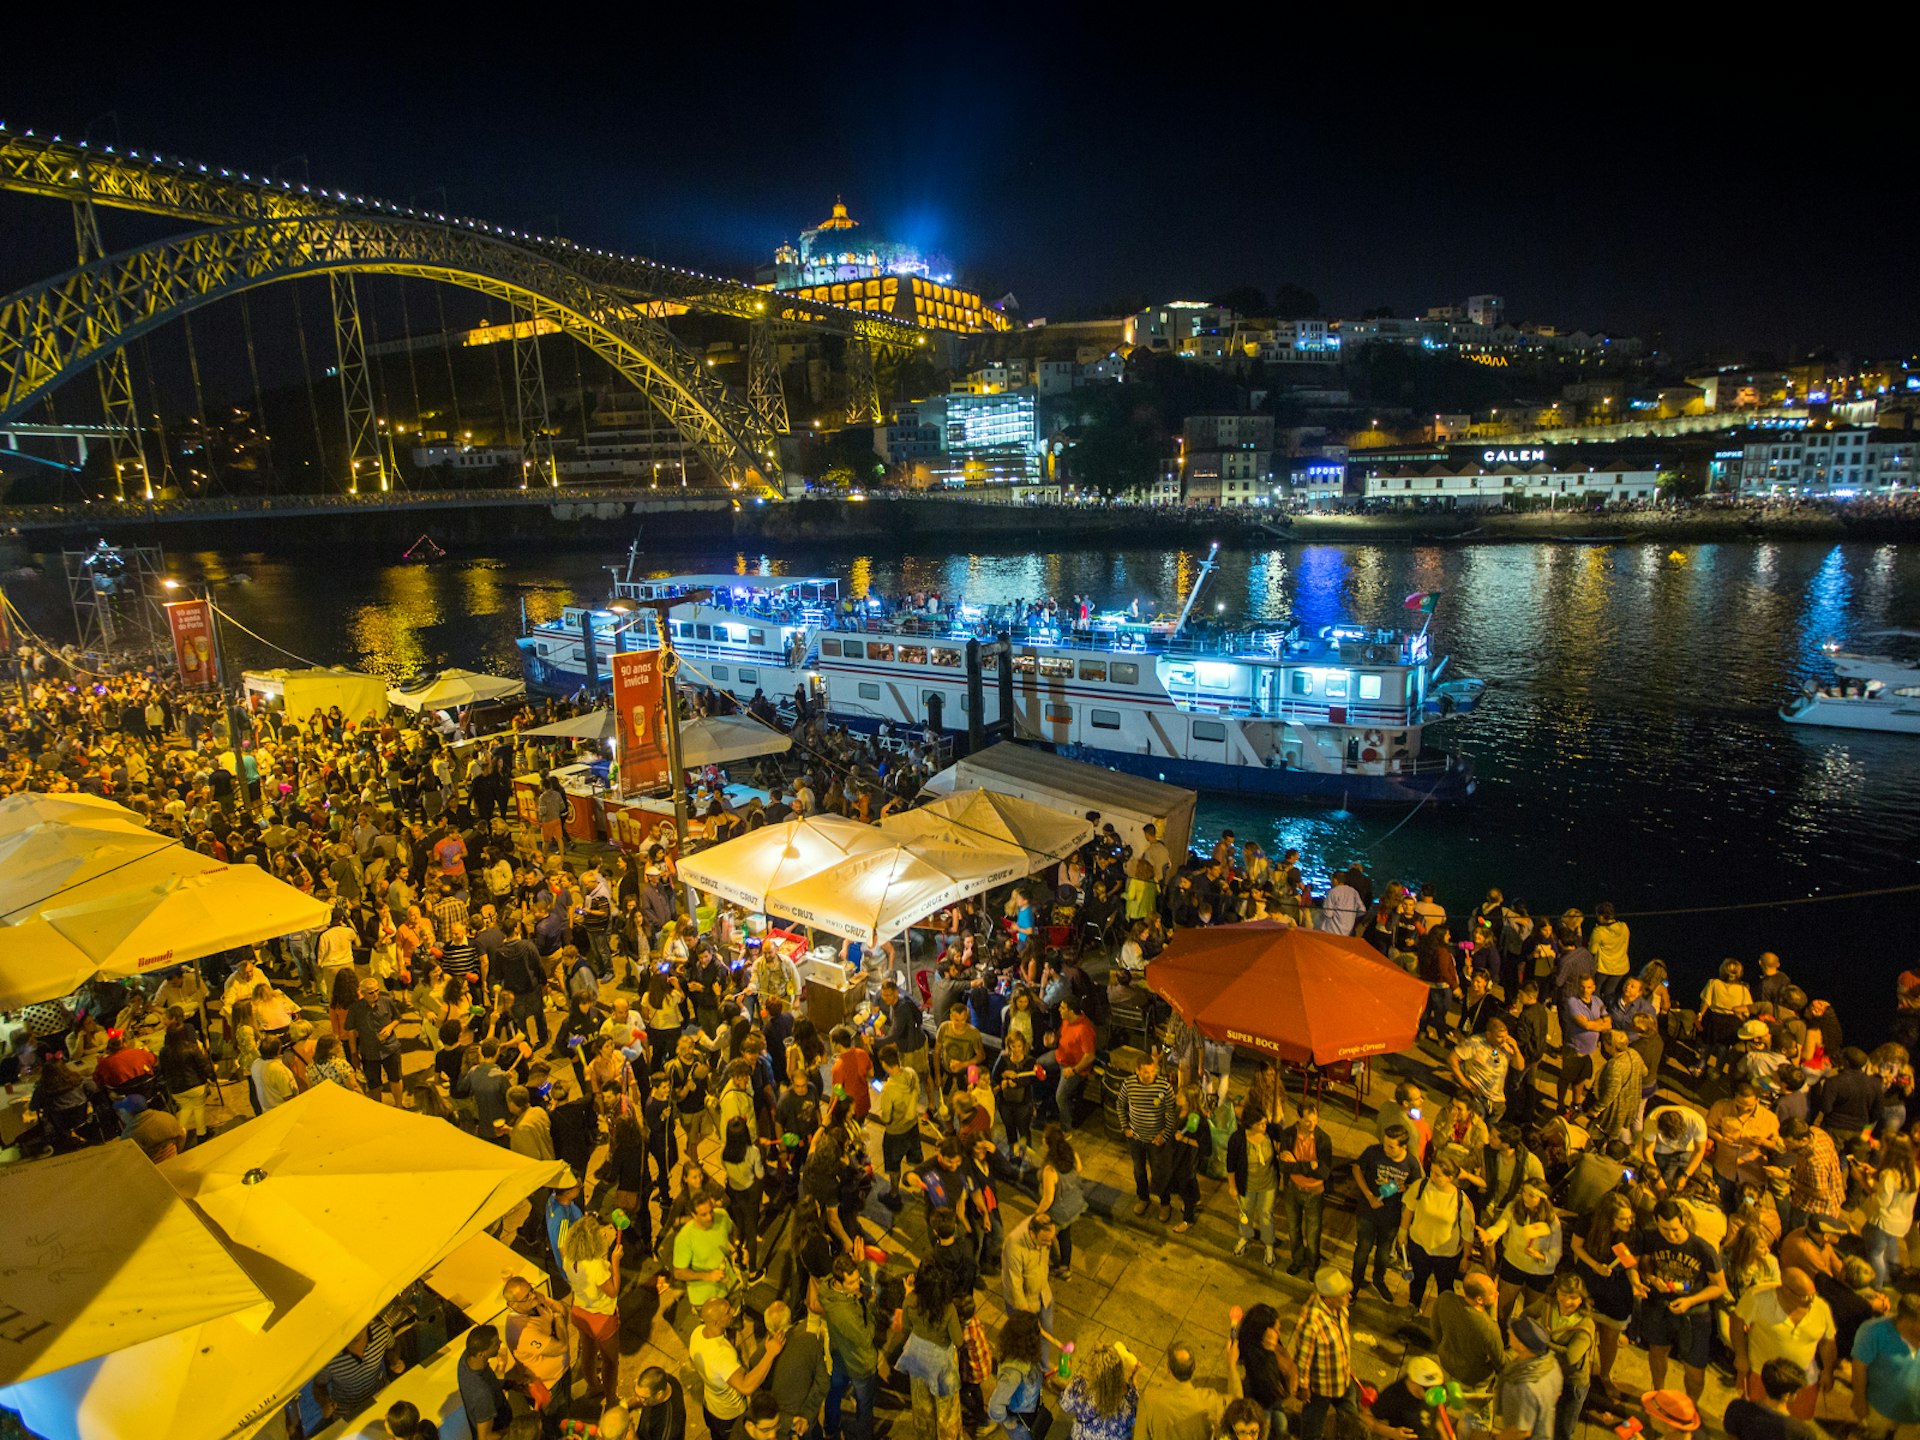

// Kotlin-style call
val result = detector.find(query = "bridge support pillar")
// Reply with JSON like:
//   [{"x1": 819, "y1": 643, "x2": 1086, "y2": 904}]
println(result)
[
  {"x1": 845, "y1": 337, "x2": 881, "y2": 426},
  {"x1": 329, "y1": 273, "x2": 389, "y2": 494},
  {"x1": 512, "y1": 311, "x2": 557, "y2": 488},
  {"x1": 748, "y1": 321, "x2": 789, "y2": 436},
  {"x1": 71, "y1": 199, "x2": 148, "y2": 502}
]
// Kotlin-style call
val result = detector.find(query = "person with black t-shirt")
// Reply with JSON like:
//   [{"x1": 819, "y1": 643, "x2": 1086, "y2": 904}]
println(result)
[
  {"x1": 1352, "y1": 1123, "x2": 1424, "y2": 1300},
  {"x1": 1631, "y1": 1199, "x2": 1728, "y2": 1406},
  {"x1": 1725, "y1": 1358, "x2": 1823, "y2": 1440}
]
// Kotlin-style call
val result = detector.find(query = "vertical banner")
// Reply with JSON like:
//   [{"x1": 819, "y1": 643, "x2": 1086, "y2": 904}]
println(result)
[
  {"x1": 166, "y1": 599, "x2": 216, "y2": 689},
  {"x1": 610, "y1": 648, "x2": 670, "y2": 793}
]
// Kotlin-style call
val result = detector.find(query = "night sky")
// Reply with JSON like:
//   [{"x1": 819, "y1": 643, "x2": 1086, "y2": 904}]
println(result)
[{"x1": 2, "y1": 27, "x2": 1911, "y2": 361}]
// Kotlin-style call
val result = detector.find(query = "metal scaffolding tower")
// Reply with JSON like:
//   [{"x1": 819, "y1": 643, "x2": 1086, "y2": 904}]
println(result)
[
  {"x1": 70, "y1": 197, "x2": 148, "y2": 501},
  {"x1": 748, "y1": 321, "x2": 790, "y2": 436},
  {"x1": 845, "y1": 337, "x2": 881, "y2": 426},
  {"x1": 329, "y1": 272, "x2": 388, "y2": 493},
  {"x1": 63, "y1": 540, "x2": 170, "y2": 655},
  {"x1": 512, "y1": 313, "x2": 557, "y2": 488}
]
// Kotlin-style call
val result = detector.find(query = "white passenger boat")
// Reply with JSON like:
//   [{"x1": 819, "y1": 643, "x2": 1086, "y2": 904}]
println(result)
[
  {"x1": 1781, "y1": 681, "x2": 1920, "y2": 734},
  {"x1": 517, "y1": 546, "x2": 1477, "y2": 806},
  {"x1": 1824, "y1": 630, "x2": 1920, "y2": 690}
]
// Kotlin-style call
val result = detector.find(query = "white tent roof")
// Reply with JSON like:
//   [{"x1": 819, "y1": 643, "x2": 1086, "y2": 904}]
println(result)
[
  {"x1": 879, "y1": 788, "x2": 1093, "y2": 869},
  {"x1": 678, "y1": 815, "x2": 892, "y2": 911},
  {"x1": 767, "y1": 837, "x2": 1028, "y2": 948},
  {"x1": 0, "y1": 1142, "x2": 270, "y2": 1385},
  {"x1": 386, "y1": 668, "x2": 525, "y2": 711},
  {"x1": 679, "y1": 713, "x2": 792, "y2": 768},
  {"x1": 0, "y1": 865, "x2": 333, "y2": 1009},
  {"x1": 0, "y1": 1085, "x2": 566, "y2": 1440},
  {"x1": 521, "y1": 708, "x2": 615, "y2": 741}
]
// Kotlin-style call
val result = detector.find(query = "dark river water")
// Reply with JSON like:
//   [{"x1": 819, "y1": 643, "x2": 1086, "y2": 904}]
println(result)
[{"x1": 27, "y1": 536, "x2": 1920, "y2": 1038}]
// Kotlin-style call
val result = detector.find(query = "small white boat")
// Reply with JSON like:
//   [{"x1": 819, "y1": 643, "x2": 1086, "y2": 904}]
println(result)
[
  {"x1": 1825, "y1": 631, "x2": 1920, "y2": 689},
  {"x1": 1781, "y1": 681, "x2": 1920, "y2": 734}
]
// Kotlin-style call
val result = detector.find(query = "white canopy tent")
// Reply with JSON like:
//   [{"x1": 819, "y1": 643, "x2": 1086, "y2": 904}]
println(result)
[
  {"x1": 386, "y1": 668, "x2": 525, "y2": 712},
  {"x1": 677, "y1": 815, "x2": 893, "y2": 911},
  {"x1": 766, "y1": 837, "x2": 1028, "y2": 948},
  {"x1": 520, "y1": 708, "x2": 615, "y2": 742},
  {"x1": 679, "y1": 713, "x2": 792, "y2": 768},
  {"x1": 0, "y1": 1085, "x2": 567, "y2": 1440},
  {"x1": 879, "y1": 788, "x2": 1094, "y2": 870},
  {"x1": 0, "y1": 1142, "x2": 270, "y2": 1386},
  {"x1": 0, "y1": 865, "x2": 333, "y2": 1010}
]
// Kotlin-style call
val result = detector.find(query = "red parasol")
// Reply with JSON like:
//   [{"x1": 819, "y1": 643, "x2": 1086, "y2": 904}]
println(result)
[{"x1": 1144, "y1": 920, "x2": 1431, "y2": 1065}]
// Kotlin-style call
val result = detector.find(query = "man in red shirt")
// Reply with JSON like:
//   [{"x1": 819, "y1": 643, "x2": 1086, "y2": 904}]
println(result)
[
  {"x1": 93, "y1": 1035, "x2": 158, "y2": 1088},
  {"x1": 1046, "y1": 998, "x2": 1098, "y2": 1133},
  {"x1": 829, "y1": 1026, "x2": 874, "y2": 1120}
]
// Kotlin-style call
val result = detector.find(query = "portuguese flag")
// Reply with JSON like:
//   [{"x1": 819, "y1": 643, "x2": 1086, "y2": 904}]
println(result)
[{"x1": 1402, "y1": 591, "x2": 1441, "y2": 613}]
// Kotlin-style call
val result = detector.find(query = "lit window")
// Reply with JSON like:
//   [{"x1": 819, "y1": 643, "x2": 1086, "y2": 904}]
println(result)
[
  {"x1": 868, "y1": 643, "x2": 894, "y2": 662},
  {"x1": 1045, "y1": 703, "x2": 1072, "y2": 723},
  {"x1": 1078, "y1": 662, "x2": 1107, "y2": 682},
  {"x1": 1358, "y1": 674, "x2": 1383, "y2": 700},
  {"x1": 1112, "y1": 662, "x2": 1139, "y2": 685}
]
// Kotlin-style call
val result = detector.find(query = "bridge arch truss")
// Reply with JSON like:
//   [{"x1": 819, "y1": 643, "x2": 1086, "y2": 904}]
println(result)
[{"x1": 0, "y1": 215, "x2": 784, "y2": 489}]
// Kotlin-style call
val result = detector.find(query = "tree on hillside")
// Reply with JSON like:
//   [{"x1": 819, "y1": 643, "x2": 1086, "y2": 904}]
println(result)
[
  {"x1": 1211, "y1": 285, "x2": 1268, "y2": 317},
  {"x1": 1270, "y1": 283, "x2": 1323, "y2": 319}
]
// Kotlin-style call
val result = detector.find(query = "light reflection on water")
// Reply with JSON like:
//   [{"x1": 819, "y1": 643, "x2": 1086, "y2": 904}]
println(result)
[{"x1": 154, "y1": 537, "x2": 1920, "y2": 1034}]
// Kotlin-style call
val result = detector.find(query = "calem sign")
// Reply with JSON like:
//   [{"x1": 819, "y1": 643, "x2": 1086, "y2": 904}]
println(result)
[{"x1": 1482, "y1": 447, "x2": 1546, "y2": 464}]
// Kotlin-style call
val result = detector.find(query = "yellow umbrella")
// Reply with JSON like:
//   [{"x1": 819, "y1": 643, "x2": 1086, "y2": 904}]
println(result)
[
  {"x1": 0, "y1": 865, "x2": 332, "y2": 1008},
  {"x1": 39, "y1": 865, "x2": 333, "y2": 980},
  {"x1": 0, "y1": 824, "x2": 207, "y2": 927},
  {"x1": 0, "y1": 1141, "x2": 269, "y2": 1385},
  {"x1": 0, "y1": 792, "x2": 146, "y2": 836},
  {"x1": 0, "y1": 1085, "x2": 568, "y2": 1440}
]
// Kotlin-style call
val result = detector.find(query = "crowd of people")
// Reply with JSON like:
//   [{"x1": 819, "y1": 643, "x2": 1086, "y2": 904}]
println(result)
[{"x1": 7, "y1": 650, "x2": 1920, "y2": 1440}]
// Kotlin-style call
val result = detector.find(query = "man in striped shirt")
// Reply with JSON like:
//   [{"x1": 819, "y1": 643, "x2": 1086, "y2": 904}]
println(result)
[
  {"x1": 1120, "y1": 1052, "x2": 1178, "y2": 1221},
  {"x1": 441, "y1": 920, "x2": 484, "y2": 999}
]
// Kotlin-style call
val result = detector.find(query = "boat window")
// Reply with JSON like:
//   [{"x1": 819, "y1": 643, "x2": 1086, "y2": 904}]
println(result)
[
  {"x1": 1290, "y1": 671, "x2": 1315, "y2": 696},
  {"x1": 1012, "y1": 654, "x2": 1037, "y2": 674},
  {"x1": 695, "y1": 624, "x2": 712, "y2": 641},
  {"x1": 1078, "y1": 662, "x2": 1107, "y2": 682},
  {"x1": 739, "y1": 668, "x2": 758, "y2": 684},
  {"x1": 930, "y1": 647, "x2": 961, "y2": 668},
  {"x1": 1111, "y1": 661, "x2": 1139, "y2": 685},
  {"x1": 842, "y1": 640, "x2": 865, "y2": 658},
  {"x1": 571, "y1": 647, "x2": 585, "y2": 662},
  {"x1": 960, "y1": 695, "x2": 971, "y2": 713},
  {"x1": 822, "y1": 639, "x2": 842, "y2": 657},
  {"x1": 1091, "y1": 707, "x2": 1122, "y2": 730},
  {"x1": 921, "y1": 690, "x2": 944, "y2": 709},
  {"x1": 1324, "y1": 673, "x2": 1350, "y2": 699},
  {"x1": 1358, "y1": 673, "x2": 1383, "y2": 701},
  {"x1": 898, "y1": 645, "x2": 928, "y2": 665},
  {"x1": 869, "y1": 643, "x2": 895, "y2": 662},
  {"x1": 1045, "y1": 702, "x2": 1072, "y2": 723},
  {"x1": 1039, "y1": 656, "x2": 1074, "y2": 679},
  {"x1": 858, "y1": 682, "x2": 881, "y2": 700},
  {"x1": 980, "y1": 652, "x2": 998, "y2": 672},
  {"x1": 1191, "y1": 719, "x2": 1227, "y2": 743},
  {"x1": 1199, "y1": 667, "x2": 1231, "y2": 691},
  {"x1": 748, "y1": 629, "x2": 766, "y2": 647},
  {"x1": 711, "y1": 665, "x2": 729, "y2": 681}
]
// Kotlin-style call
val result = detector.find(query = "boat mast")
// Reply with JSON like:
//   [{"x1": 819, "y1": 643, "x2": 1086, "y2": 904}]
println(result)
[{"x1": 1171, "y1": 542, "x2": 1221, "y2": 638}]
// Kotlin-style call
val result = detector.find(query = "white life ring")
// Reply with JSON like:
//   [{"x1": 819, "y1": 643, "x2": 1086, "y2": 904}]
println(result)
[{"x1": 1364, "y1": 730, "x2": 1384, "y2": 747}]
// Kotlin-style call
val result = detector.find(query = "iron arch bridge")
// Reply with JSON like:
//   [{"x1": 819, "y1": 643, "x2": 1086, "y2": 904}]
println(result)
[
  {"x1": 0, "y1": 125, "x2": 932, "y2": 496},
  {"x1": 0, "y1": 214, "x2": 781, "y2": 487}
]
